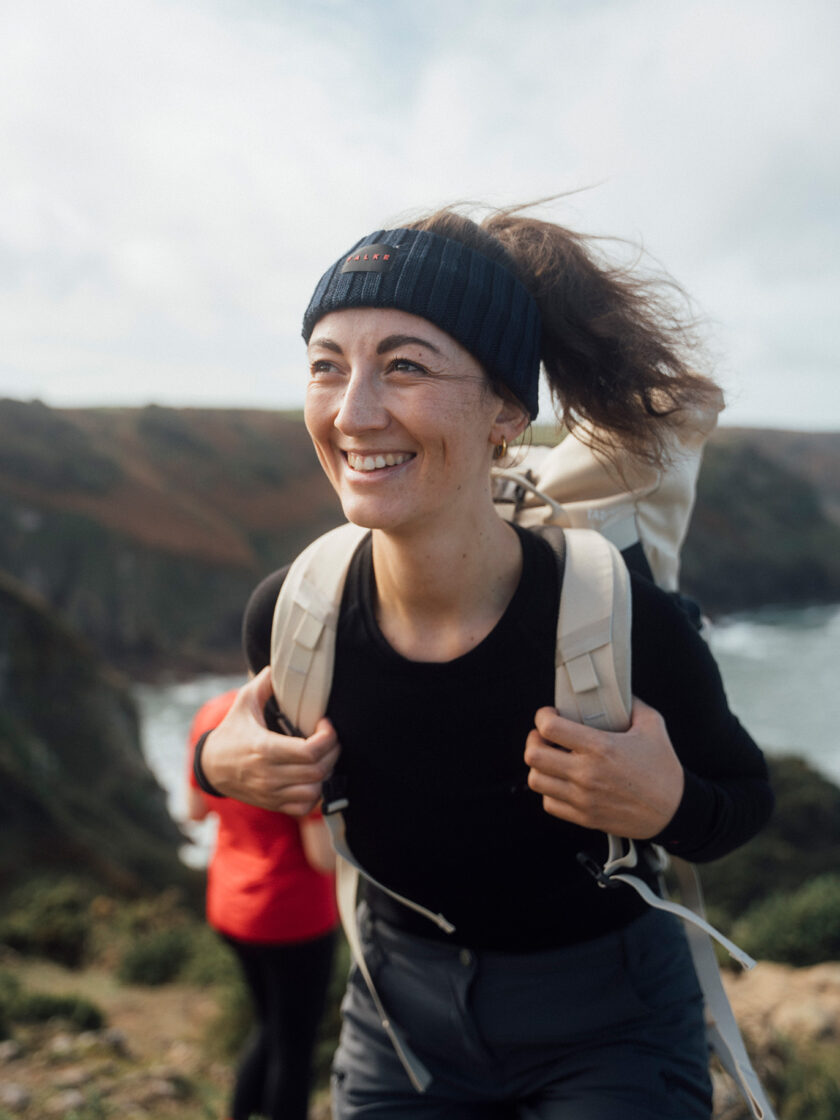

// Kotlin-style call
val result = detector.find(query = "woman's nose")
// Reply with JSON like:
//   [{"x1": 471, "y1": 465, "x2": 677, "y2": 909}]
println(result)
[{"x1": 334, "y1": 369, "x2": 389, "y2": 433}]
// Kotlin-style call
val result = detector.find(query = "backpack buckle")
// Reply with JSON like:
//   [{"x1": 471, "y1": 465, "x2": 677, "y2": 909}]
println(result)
[{"x1": 577, "y1": 851, "x2": 621, "y2": 889}]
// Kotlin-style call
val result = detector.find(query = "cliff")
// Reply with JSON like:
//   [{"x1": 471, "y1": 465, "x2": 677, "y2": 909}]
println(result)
[
  {"x1": 0, "y1": 569, "x2": 192, "y2": 896},
  {"x1": 0, "y1": 399, "x2": 342, "y2": 675},
  {"x1": 682, "y1": 428, "x2": 840, "y2": 614}
]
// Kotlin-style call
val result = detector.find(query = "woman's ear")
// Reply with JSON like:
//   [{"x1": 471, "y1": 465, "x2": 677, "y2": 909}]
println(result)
[{"x1": 491, "y1": 396, "x2": 530, "y2": 447}]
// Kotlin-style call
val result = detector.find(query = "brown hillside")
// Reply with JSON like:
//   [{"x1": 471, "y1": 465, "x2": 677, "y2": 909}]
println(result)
[
  {"x1": 0, "y1": 403, "x2": 338, "y2": 565},
  {"x1": 1, "y1": 399, "x2": 838, "y2": 670}
]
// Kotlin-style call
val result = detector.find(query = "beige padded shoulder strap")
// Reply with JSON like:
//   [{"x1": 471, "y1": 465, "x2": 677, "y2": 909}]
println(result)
[
  {"x1": 269, "y1": 521, "x2": 443, "y2": 1094},
  {"x1": 270, "y1": 521, "x2": 369, "y2": 737},
  {"x1": 554, "y1": 528, "x2": 632, "y2": 733}
]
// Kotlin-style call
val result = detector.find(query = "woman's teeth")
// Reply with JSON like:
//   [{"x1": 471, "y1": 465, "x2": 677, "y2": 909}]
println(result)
[{"x1": 347, "y1": 452, "x2": 412, "y2": 472}]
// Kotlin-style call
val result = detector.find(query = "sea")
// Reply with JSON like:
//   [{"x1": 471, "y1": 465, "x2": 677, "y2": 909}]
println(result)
[{"x1": 134, "y1": 603, "x2": 840, "y2": 869}]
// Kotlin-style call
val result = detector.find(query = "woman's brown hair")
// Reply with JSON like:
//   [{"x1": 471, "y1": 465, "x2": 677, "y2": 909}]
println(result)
[{"x1": 405, "y1": 203, "x2": 721, "y2": 468}]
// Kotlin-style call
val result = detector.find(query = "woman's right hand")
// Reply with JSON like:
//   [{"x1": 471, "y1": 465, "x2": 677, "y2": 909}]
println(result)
[{"x1": 199, "y1": 666, "x2": 341, "y2": 816}]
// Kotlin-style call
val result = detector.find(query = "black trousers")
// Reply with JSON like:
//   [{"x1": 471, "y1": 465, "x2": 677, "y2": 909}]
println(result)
[
  {"x1": 223, "y1": 929, "x2": 337, "y2": 1120},
  {"x1": 333, "y1": 908, "x2": 713, "y2": 1119}
]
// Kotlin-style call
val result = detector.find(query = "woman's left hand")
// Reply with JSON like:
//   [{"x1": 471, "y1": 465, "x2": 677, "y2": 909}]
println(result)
[{"x1": 524, "y1": 697, "x2": 685, "y2": 839}]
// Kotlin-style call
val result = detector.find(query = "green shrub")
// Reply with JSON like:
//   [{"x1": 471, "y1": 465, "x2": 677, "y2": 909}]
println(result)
[
  {"x1": 8, "y1": 990, "x2": 104, "y2": 1031},
  {"x1": 699, "y1": 756, "x2": 840, "y2": 924},
  {"x1": 205, "y1": 968, "x2": 254, "y2": 1060},
  {"x1": 0, "y1": 967, "x2": 22, "y2": 1006},
  {"x1": 0, "y1": 963, "x2": 105, "y2": 1033},
  {"x1": 762, "y1": 1037, "x2": 840, "y2": 1120},
  {"x1": 0, "y1": 969, "x2": 19, "y2": 1039},
  {"x1": 179, "y1": 924, "x2": 240, "y2": 988},
  {"x1": 733, "y1": 874, "x2": 840, "y2": 966},
  {"x1": 0, "y1": 877, "x2": 94, "y2": 967},
  {"x1": 117, "y1": 927, "x2": 193, "y2": 986}
]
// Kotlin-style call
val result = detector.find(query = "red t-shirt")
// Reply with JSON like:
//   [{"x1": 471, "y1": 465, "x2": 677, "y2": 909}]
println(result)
[{"x1": 188, "y1": 689, "x2": 338, "y2": 943}]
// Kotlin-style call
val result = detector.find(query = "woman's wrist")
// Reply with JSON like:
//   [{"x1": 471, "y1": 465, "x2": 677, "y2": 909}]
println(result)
[{"x1": 193, "y1": 729, "x2": 226, "y2": 798}]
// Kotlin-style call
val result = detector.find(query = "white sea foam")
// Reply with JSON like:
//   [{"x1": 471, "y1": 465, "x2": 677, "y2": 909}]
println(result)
[{"x1": 134, "y1": 672, "x2": 243, "y2": 868}]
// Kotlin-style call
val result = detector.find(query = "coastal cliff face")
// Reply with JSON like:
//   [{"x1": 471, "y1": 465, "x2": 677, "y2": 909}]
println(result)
[
  {"x1": 1, "y1": 399, "x2": 839, "y2": 676},
  {"x1": 681, "y1": 430, "x2": 840, "y2": 614},
  {"x1": 0, "y1": 399, "x2": 342, "y2": 675},
  {"x1": 0, "y1": 569, "x2": 190, "y2": 895}
]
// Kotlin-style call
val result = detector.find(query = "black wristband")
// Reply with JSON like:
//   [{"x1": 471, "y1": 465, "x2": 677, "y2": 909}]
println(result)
[{"x1": 193, "y1": 729, "x2": 226, "y2": 798}]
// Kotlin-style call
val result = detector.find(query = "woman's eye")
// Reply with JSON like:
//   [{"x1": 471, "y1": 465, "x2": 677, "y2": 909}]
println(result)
[
  {"x1": 309, "y1": 359, "x2": 339, "y2": 378},
  {"x1": 389, "y1": 357, "x2": 427, "y2": 375}
]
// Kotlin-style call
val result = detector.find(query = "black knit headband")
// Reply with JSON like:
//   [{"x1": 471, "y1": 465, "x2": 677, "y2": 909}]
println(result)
[{"x1": 302, "y1": 227, "x2": 541, "y2": 418}]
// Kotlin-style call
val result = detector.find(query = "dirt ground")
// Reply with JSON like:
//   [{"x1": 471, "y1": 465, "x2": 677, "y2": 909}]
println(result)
[{"x1": 0, "y1": 955, "x2": 331, "y2": 1119}]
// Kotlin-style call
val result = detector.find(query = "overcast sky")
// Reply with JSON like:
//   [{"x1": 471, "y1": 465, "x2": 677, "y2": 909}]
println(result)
[{"x1": 2, "y1": 0, "x2": 838, "y2": 429}]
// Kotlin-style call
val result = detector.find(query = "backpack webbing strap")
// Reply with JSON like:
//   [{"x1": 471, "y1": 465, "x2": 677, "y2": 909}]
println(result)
[
  {"x1": 325, "y1": 803, "x2": 454, "y2": 935},
  {"x1": 553, "y1": 532, "x2": 773, "y2": 1119},
  {"x1": 670, "y1": 860, "x2": 774, "y2": 1120},
  {"x1": 336, "y1": 858, "x2": 433, "y2": 1093}
]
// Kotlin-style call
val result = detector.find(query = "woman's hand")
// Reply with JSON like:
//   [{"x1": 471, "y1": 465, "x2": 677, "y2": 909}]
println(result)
[
  {"x1": 200, "y1": 667, "x2": 341, "y2": 816},
  {"x1": 524, "y1": 697, "x2": 684, "y2": 839}
]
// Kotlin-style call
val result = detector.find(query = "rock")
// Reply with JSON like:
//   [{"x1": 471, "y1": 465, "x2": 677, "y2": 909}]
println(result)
[
  {"x1": 136, "y1": 1077, "x2": 187, "y2": 1105},
  {"x1": 54, "y1": 1064, "x2": 91, "y2": 1088},
  {"x1": 775, "y1": 996, "x2": 838, "y2": 1039},
  {"x1": 723, "y1": 959, "x2": 840, "y2": 1046},
  {"x1": 48, "y1": 1031, "x2": 76, "y2": 1057},
  {"x1": 167, "y1": 1039, "x2": 199, "y2": 1065},
  {"x1": 0, "y1": 1038, "x2": 23, "y2": 1062},
  {"x1": 103, "y1": 1026, "x2": 131, "y2": 1056},
  {"x1": 46, "y1": 1089, "x2": 86, "y2": 1114},
  {"x1": 0, "y1": 1084, "x2": 30, "y2": 1112},
  {"x1": 75, "y1": 1030, "x2": 104, "y2": 1053}
]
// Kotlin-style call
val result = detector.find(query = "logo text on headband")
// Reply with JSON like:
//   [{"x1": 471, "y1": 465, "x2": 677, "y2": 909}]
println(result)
[{"x1": 341, "y1": 244, "x2": 397, "y2": 274}]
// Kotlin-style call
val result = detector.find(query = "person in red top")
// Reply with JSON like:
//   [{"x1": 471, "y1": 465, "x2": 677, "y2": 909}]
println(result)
[{"x1": 188, "y1": 688, "x2": 338, "y2": 1120}]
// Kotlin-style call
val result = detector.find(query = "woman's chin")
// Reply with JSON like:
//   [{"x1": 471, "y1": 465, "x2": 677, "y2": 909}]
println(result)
[
  {"x1": 338, "y1": 498, "x2": 396, "y2": 532},
  {"x1": 338, "y1": 496, "x2": 420, "y2": 535}
]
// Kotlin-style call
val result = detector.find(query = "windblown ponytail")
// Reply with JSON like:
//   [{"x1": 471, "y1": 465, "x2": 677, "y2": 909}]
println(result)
[{"x1": 406, "y1": 203, "x2": 722, "y2": 468}]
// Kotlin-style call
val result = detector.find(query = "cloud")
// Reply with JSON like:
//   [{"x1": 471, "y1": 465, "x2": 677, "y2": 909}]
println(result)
[{"x1": 1, "y1": 0, "x2": 837, "y2": 426}]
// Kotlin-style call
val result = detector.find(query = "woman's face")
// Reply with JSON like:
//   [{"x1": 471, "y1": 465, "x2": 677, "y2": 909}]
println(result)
[{"x1": 305, "y1": 307, "x2": 517, "y2": 535}]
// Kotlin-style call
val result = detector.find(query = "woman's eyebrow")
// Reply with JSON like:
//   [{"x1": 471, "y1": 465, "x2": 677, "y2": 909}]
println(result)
[
  {"x1": 308, "y1": 336, "x2": 342, "y2": 353},
  {"x1": 376, "y1": 334, "x2": 442, "y2": 355}
]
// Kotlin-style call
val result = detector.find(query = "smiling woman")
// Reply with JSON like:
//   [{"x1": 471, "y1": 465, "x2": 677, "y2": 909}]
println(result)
[
  {"x1": 197, "y1": 204, "x2": 773, "y2": 1120},
  {"x1": 304, "y1": 308, "x2": 525, "y2": 550}
]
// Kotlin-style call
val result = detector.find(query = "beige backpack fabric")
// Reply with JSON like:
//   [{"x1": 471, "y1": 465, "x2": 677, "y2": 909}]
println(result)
[{"x1": 493, "y1": 392, "x2": 724, "y2": 591}]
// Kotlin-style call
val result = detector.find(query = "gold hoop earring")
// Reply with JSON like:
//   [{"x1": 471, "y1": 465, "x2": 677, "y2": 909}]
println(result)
[{"x1": 493, "y1": 437, "x2": 508, "y2": 461}]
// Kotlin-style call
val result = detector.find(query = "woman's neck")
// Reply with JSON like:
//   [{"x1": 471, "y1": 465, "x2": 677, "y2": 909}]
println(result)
[{"x1": 369, "y1": 511, "x2": 523, "y2": 662}]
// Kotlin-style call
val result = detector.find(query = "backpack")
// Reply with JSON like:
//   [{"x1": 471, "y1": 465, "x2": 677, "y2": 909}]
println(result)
[{"x1": 269, "y1": 400, "x2": 775, "y2": 1119}]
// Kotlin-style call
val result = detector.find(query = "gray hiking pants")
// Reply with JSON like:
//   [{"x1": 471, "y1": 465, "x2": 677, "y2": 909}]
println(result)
[{"x1": 332, "y1": 906, "x2": 713, "y2": 1119}]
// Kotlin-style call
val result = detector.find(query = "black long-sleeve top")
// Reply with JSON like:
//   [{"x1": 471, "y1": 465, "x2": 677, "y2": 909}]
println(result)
[{"x1": 243, "y1": 525, "x2": 773, "y2": 953}]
